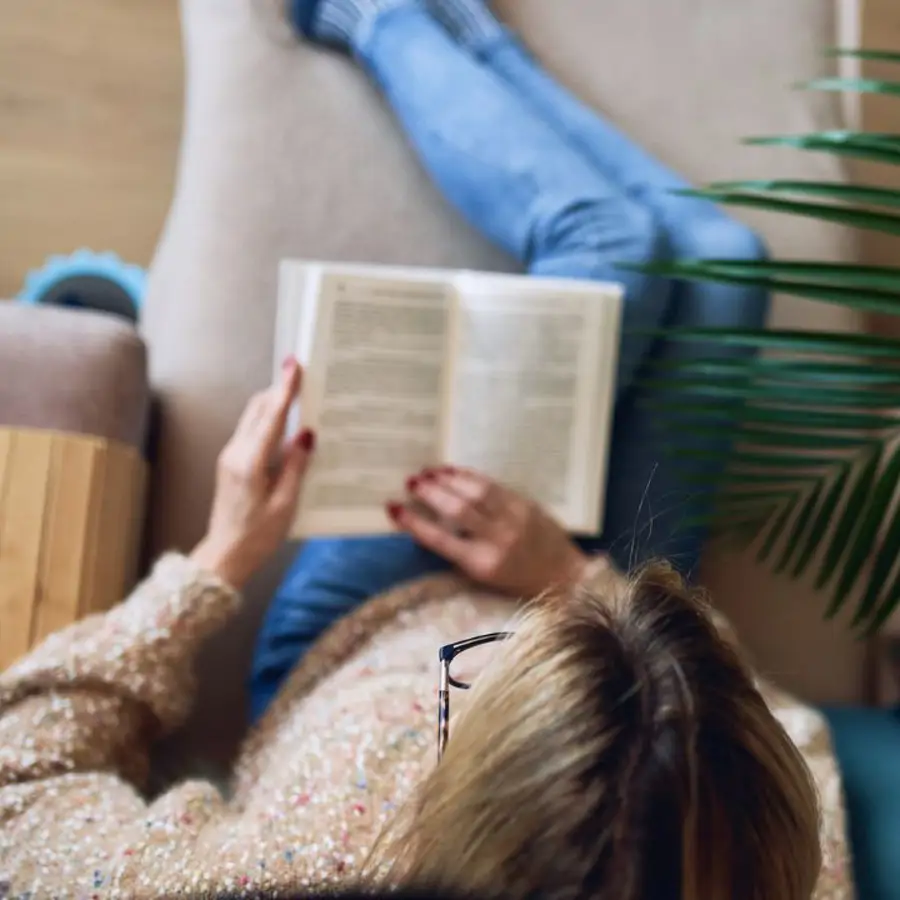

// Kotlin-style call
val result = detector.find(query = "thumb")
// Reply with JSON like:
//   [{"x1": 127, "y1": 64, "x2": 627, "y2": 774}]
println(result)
[{"x1": 271, "y1": 430, "x2": 314, "y2": 512}]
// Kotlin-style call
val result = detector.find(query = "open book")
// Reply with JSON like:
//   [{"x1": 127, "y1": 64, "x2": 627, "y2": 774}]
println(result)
[{"x1": 275, "y1": 262, "x2": 623, "y2": 538}]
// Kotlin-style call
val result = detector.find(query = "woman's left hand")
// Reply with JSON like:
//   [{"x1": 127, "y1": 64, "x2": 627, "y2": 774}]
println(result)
[
  {"x1": 191, "y1": 358, "x2": 315, "y2": 590},
  {"x1": 388, "y1": 467, "x2": 590, "y2": 598}
]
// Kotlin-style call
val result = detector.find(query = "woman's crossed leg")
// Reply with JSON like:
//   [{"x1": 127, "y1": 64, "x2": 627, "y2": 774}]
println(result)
[{"x1": 249, "y1": 0, "x2": 768, "y2": 720}]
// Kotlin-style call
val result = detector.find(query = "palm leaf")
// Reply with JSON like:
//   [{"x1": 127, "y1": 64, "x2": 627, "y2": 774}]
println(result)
[
  {"x1": 638, "y1": 378, "x2": 900, "y2": 409},
  {"x1": 828, "y1": 49, "x2": 900, "y2": 64},
  {"x1": 675, "y1": 188, "x2": 900, "y2": 237},
  {"x1": 857, "y1": 499, "x2": 900, "y2": 631},
  {"x1": 643, "y1": 398, "x2": 898, "y2": 433},
  {"x1": 636, "y1": 326, "x2": 900, "y2": 358},
  {"x1": 790, "y1": 465, "x2": 852, "y2": 578},
  {"x1": 646, "y1": 355, "x2": 900, "y2": 387},
  {"x1": 758, "y1": 499, "x2": 800, "y2": 564},
  {"x1": 775, "y1": 481, "x2": 825, "y2": 575},
  {"x1": 709, "y1": 180, "x2": 900, "y2": 210},
  {"x1": 798, "y1": 77, "x2": 900, "y2": 97},
  {"x1": 745, "y1": 132, "x2": 900, "y2": 166},
  {"x1": 625, "y1": 260, "x2": 900, "y2": 315},
  {"x1": 836, "y1": 443, "x2": 900, "y2": 612},
  {"x1": 635, "y1": 271, "x2": 900, "y2": 316},
  {"x1": 625, "y1": 54, "x2": 900, "y2": 630},
  {"x1": 707, "y1": 179, "x2": 900, "y2": 214},
  {"x1": 638, "y1": 259, "x2": 900, "y2": 291},
  {"x1": 639, "y1": 345, "x2": 900, "y2": 626}
]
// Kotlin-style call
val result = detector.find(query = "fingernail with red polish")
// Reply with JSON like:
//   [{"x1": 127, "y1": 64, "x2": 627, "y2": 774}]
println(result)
[
  {"x1": 386, "y1": 502, "x2": 404, "y2": 523},
  {"x1": 441, "y1": 465, "x2": 457, "y2": 476},
  {"x1": 298, "y1": 429, "x2": 316, "y2": 452},
  {"x1": 422, "y1": 468, "x2": 437, "y2": 481},
  {"x1": 406, "y1": 476, "x2": 420, "y2": 493}
]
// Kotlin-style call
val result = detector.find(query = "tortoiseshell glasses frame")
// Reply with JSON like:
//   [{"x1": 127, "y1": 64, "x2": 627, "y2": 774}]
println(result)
[{"x1": 437, "y1": 631, "x2": 513, "y2": 762}]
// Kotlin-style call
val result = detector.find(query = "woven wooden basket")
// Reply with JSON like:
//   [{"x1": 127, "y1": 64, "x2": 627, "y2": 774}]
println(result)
[{"x1": 0, "y1": 427, "x2": 147, "y2": 669}]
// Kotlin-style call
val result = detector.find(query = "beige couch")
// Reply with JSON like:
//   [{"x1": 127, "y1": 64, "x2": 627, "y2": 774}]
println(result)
[{"x1": 141, "y1": 0, "x2": 870, "y2": 759}]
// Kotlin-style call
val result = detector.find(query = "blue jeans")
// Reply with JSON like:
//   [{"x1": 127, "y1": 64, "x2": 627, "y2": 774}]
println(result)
[{"x1": 249, "y1": 6, "x2": 769, "y2": 721}]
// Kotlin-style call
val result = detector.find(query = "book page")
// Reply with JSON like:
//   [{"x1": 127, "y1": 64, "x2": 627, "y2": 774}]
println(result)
[
  {"x1": 446, "y1": 273, "x2": 622, "y2": 534},
  {"x1": 293, "y1": 269, "x2": 453, "y2": 536}
]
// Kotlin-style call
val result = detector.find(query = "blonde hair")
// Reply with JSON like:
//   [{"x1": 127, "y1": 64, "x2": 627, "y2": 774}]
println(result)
[{"x1": 365, "y1": 562, "x2": 821, "y2": 900}]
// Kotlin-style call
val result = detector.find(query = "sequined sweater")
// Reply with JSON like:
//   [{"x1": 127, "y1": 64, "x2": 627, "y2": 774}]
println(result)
[{"x1": 0, "y1": 554, "x2": 852, "y2": 899}]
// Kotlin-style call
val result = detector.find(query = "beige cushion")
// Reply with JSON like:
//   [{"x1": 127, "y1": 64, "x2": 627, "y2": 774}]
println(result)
[{"x1": 143, "y1": 0, "x2": 866, "y2": 755}]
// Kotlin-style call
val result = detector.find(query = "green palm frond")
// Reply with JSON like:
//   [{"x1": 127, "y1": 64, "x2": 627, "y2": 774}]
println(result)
[
  {"x1": 709, "y1": 180, "x2": 900, "y2": 209},
  {"x1": 798, "y1": 77, "x2": 900, "y2": 97},
  {"x1": 744, "y1": 132, "x2": 900, "y2": 166},
  {"x1": 623, "y1": 53, "x2": 900, "y2": 631},
  {"x1": 678, "y1": 187, "x2": 900, "y2": 236},
  {"x1": 635, "y1": 324, "x2": 900, "y2": 633},
  {"x1": 828, "y1": 49, "x2": 900, "y2": 64},
  {"x1": 623, "y1": 259, "x2": 900, "y2": 315}
]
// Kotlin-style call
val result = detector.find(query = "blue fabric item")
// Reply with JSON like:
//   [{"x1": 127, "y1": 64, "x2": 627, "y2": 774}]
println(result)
[
  {"x1": 286, "y1": 0, "x2": 322, "y2": 38},
  {"x1": 249, "y1": 5, "x2": 769, "y2": 721},
  {"x1": 287, "y1": 0, "x2": 415, "y2": 50},
  {"x1": 823, "y1": 707, "x2": 900, "y2": 900},
  {"x1": 425, "y1": 0, "x2": 505, "y2": 46},
  {"x1": 251, "y1": 535, "x2": 451, "y2": 717}
]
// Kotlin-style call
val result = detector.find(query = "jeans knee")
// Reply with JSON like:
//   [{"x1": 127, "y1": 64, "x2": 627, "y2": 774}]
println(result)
[
  {"x1": 678, "y1": 215, "x2": 768, "y2": 262},
  {"x1": 534, "y1": 198, "x2": 665, "y2": 271},
  {"x1": 617, "y1": 203, "x2": 666, "y2": 265},
  {"x1": 671, "y1": 215, "x2": 771, "y2": 332}
]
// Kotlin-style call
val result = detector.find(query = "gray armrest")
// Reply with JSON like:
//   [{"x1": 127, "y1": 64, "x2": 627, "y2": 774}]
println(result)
[{"x1": 0, "y1": 304, "x2": 149, "y2": 450}]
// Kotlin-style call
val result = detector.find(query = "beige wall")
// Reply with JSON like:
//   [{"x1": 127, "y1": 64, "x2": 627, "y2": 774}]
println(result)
[
  {"x1": 860, "y1": 0, "x2": 900, "y2": 275},
  {"x1": 859, "y1": 1, "x2": 900, "y2": 665},
  {"x1": 0, "y1": 0, "x2": 182, "y2": 300}
]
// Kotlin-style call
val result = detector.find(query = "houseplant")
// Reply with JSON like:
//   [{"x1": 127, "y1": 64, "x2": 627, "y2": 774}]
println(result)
[{"x1": 637, "y1": 50, "x2": 900, "y2": 634}]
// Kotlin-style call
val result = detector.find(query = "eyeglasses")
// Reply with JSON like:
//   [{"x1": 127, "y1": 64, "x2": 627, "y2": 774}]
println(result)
[{"x1": 437, "y1": 632, "x2": 513, "y2": 762}]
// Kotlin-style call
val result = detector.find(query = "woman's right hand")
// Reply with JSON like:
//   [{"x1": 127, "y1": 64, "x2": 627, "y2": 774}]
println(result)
[
  {"x1": 387, "y1": 467, "x2": 590, "y2": 598},
  {"x1": 191, "y1": 358, "x2": 315, "y2": 590}
]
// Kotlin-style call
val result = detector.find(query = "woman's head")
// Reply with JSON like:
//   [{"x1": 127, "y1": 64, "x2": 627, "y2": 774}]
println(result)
[{"x1": 368, "y1": 562, "x2": 821, "y2": 900}]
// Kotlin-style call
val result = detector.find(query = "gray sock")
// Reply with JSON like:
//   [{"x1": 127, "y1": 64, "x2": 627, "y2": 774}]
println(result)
[{"x1": 427, "y1": 0, "x2": 504, "y2": 49}]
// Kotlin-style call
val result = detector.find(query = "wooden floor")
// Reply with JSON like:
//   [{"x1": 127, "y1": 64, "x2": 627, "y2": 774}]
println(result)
[{"x1": 0, "y1": 0, "x2": 182, "y2": 299}]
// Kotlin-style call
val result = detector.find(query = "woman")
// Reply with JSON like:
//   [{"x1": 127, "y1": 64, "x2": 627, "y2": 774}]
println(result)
[
  {"x1": 0, "y1": 4, "x2": 851, "y2": 898},
  {"x1": 0, "y1": 361, "x2": 848, "y2": 899},
  {"x1": 249, "y1": 0, "x2": 771, "y2": 717}
]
